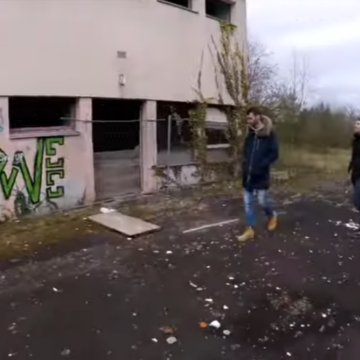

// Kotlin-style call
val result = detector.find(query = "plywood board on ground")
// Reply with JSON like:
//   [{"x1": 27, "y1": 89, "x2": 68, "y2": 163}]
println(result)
[{"x1": 89, "y1": 211, "x2": 160, "y2": 237}]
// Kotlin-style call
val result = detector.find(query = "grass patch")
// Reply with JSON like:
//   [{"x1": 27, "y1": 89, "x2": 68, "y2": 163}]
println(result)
[
  {"x1": 279, "y1": 147, "x2": 348, "y2": 174},
  {"x1": 0, "y1": 207, "x2": 100, "y2": 260}
]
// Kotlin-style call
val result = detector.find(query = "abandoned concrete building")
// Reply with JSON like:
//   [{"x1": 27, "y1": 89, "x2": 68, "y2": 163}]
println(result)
[{"x1": 0, "y1": 0, "x2": 247, "y2": 218}]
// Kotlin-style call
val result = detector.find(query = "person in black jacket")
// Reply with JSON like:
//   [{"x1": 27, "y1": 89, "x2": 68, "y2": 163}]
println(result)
[
  {"x1": 348, "y1": 119, "x2": 360, "y2": 236},
  {"x1": 238, "y1": 106, "x2": 279, "y2": 242}
]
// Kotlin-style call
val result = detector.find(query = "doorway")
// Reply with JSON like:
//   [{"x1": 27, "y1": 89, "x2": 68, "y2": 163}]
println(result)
[{"x1": 92, "y1": 99, "x2": 142, "y2": 200}]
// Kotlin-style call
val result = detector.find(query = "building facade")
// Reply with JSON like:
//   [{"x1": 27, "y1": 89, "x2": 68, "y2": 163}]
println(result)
[{"x1": 0, "y1": 0, "x2": 247, "y2": 219}]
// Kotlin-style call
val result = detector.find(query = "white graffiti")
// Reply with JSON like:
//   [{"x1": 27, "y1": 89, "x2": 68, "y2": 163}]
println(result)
[{"x1": 0, "y1": 152, "x2": 24, "y2": 165}]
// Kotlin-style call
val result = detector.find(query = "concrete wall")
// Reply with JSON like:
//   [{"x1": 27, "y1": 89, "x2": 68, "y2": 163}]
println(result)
[
  {"x1": 0, "y1": 0, "x2": 246, "y2": 103},
  {"x1": 155, "y1": 162, "x2": 231, "y2": 189},
  {"x1": 157, "y1": 164, "x2": 200, "y2": 189},
  {"x1": 0, "y1": 98, "x2": 95, "y2": 220},
  {"x1": 156, "y1": 164, "x2": 290, "y2": 189}
]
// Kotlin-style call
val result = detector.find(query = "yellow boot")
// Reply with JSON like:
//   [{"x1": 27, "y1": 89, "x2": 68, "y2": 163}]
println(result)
[
  {"x1": 267, "y1": 214, "x2": 278, "y2": 231},
  {"x1": 237, "y1": 227, "x2": 255, "y2": 242}
]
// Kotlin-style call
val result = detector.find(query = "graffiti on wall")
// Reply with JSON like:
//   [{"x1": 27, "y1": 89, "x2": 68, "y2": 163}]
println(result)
[{"x1": 0, "y1": 137, "x2": 65, "y2": 213}]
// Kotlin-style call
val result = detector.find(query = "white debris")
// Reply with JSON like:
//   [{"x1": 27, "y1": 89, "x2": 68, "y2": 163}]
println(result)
[
  {"x1": 52, "y1": 287, "x2": 60, "y2": 293},
  {"x1": 152, "y1": 338, "x2": 158, "y2": 343},
  {"x1": 345, "y1": 221, "x2": 359, "y2": 230},
  {"x1": 223, "y1": 329, "x2": 231, "y2": 336},
  {"x1": 100, "y1": 207, "x2": 115, "y2": 214},
  {"x1": 330, "y1": 219, "x2": 360, "y2": 229},
  {"x1": 60, "y1": 349, "x2": 71, "y2": 356},
  {"x1": 189, "y1": 281, "x2": 198, "y2": 288},
  {"x1": 286, "y1": 352, "x2": 292, "y2": 357},
  {"x1": 166, "y1": 251, "x2": 173, "y2": 255},
  {"x1": 223, "y1": 305, "x2": 229, "y2": 310},
  {"x1": 205, "y1": 298, "x2": 213, "y2": 303},
  {"x1": 166, "y1": 336, "x2": 177, "y2": 345},
  {"x1": 209, "y1": 320, "x2": 221, "y2": 329}
]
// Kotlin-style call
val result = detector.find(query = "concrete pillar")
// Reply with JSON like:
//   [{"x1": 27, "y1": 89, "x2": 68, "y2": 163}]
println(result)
[
  {"x1": 140, "y1": 100, "x2": 157, "y2": 194},
  {"x1": 0, "y1": 97, "x2": 9, "y2": 142},
  {"x1": 192, "y1": 0, "x2": 204, "y2": 14},
  {"x1": 74, "y1": 98, "x2": 95, "y2": 204},
  {"x1": 0, "y1": 98, "x2": 13, "y2": 220}
]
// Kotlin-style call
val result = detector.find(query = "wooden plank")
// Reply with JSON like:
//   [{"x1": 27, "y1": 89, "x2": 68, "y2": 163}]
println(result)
[{"x1": 89, "y1": 211, "x2": 160, "y2": 237}]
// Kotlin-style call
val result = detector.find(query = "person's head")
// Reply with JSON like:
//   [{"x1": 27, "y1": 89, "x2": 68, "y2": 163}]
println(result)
[
  {"x1": 246, "y1": 106, "x2": 262, "y2": 127},
  {"x1": 354, "y1": 118, "x2": 360, "y2": 134}
]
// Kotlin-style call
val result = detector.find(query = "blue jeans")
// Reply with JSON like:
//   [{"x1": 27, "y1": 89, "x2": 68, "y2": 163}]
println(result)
[{"x1": 243, "y1": 189, "x2": 276, "y2": 227}]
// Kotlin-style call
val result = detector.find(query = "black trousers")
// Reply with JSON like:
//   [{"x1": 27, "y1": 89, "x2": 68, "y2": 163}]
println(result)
[{"x1": 353, "y1": 179, "x2": 360, "y2": 212}]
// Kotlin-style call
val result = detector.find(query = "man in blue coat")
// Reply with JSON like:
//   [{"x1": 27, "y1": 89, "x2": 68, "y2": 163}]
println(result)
[{"x1": 238, "y1": 106, "x2": 279, "y2": 242}]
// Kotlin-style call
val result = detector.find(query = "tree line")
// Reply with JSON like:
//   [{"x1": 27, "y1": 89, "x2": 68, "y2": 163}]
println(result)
[
  {"x1": 245, "y1": 40, "x2": 356, "y2": 150},
  {"x1": 208, "y1": 23, "x2": 358, "y2": 153}
]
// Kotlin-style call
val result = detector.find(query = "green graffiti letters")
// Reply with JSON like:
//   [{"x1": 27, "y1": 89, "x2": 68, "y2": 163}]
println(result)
[
  {"x1": 13, "y1": 141, "x2": 45, "y2": 204},
  {"x1": 0, "y1": 163, "x2": 18, "y2": 199},
  {"x1": 0, "y1": 136, "x2": 65, "y2": 203},
  {"x1": 45, "y1": 157, "x2": 65, "y2": 169},
  {"x1": 46, "y1": 169, "x2": 65, "y2": 198}
]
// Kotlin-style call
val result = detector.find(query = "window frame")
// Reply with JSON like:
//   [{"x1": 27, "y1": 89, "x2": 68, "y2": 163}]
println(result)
[
  {"x1": 157, "y1": 0, "x2": 195, "y2": 13},
  {"x1": 8, "y1": 96, "x2": 79, "y2": 139},
  {"x1": 205, "y1": 0, "x2": 233, "y2": 22},
  {"x1": 205, "y1": 121, "x2": 229, "y2": 149}
]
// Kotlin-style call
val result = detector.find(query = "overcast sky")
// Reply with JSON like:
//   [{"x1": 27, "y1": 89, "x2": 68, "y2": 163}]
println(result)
[{"x1": 248, "y1": 0, "x2": 360, "y2": 106}]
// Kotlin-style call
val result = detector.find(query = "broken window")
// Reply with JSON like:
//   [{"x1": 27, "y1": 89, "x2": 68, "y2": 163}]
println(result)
[
  {"x1": 9, "y1": 97, "x2": 75, "y2": 130},
  {"x1": 157, "y1": 101, "x2": 193, "y2": 166},
  {"x1": 92, "y1": 99, "x2": 141, "y2": 152},
  {"x1": 157, "y1": 102, "x2": 192, "y2": 152},
  {"x1": 205, "y1": 107, "x2": 229, "y2": 147},
  {"x1": 159, "y1": 0, "x2": 191, "y2": 9},
  {"x1": 206, "y1": 0, "x2": 232, "y2": 21},
  {"x1": 206, "y1": 122, "x2": 228, "y2": 146}
]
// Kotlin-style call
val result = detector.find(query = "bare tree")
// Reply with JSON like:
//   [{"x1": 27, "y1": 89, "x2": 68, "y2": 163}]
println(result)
[
  {"x1": 344, "y1": 105, "x2": 360, "y2": 121},
  {"x1": 246, "y1": 39, "x2": 278, "y2": 107},
  {"x1": 269, "y1": 52, "x2": 311, "y2": 122}
]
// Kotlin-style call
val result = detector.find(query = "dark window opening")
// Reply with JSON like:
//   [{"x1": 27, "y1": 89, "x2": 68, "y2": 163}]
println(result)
[
  {"x1": 9, "y1": 97, "x2": 75, "y2": 130},
  {"x1": 92, "y1": 99, "x2": 141, "y2": 152},
  {"x1": 157, "y1": 101, "x2": 193, "y2": 151},
  {"x1": 159, "y1": 0, "x2": 191, "y2": 9},
  {"x1": 206, "y1": 0, "x2": 232, "y2": 21},
  {"x1": 206, "y1": 123, "x2": 228, "y2": 145}
]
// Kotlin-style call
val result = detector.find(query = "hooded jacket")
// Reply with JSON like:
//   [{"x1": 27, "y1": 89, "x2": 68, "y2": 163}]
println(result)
[
  {"x1": 242, "y1": 116, "x2": 279, "y2": 191},
  {"x1": 349, "y1": 134, "x2": 360, "y2": 185}
]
